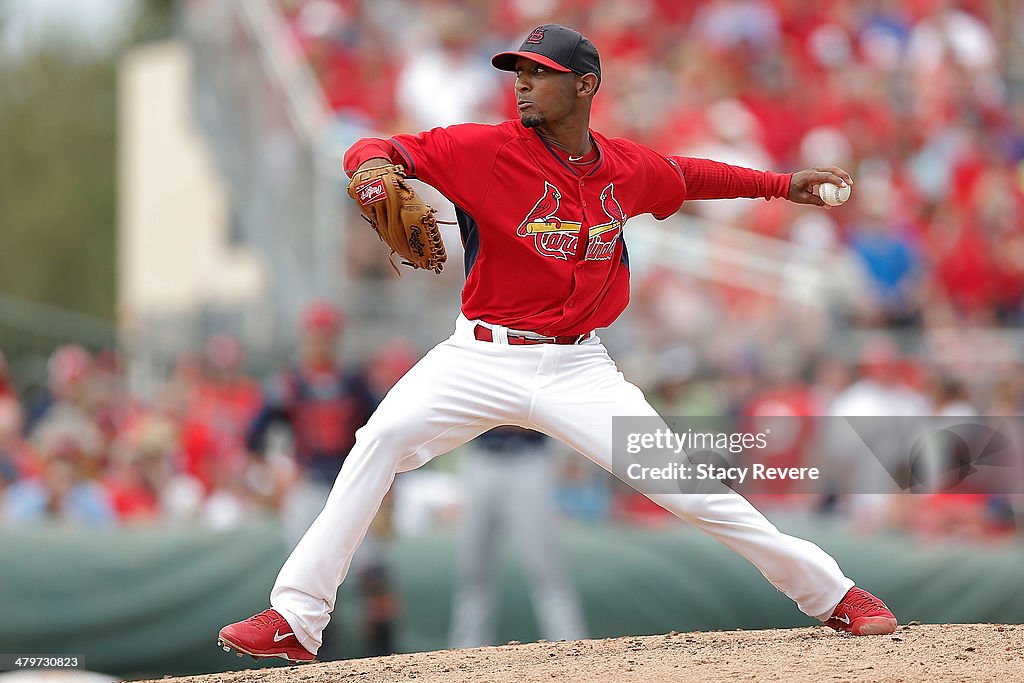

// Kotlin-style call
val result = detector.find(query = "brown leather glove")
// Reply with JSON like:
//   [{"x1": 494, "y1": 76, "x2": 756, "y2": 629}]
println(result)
[{"x1": 347, "y1": 164, "x2": 448, "y2": 274}]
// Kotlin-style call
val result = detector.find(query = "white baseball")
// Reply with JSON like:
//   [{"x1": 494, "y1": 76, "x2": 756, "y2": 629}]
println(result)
[{"x1": 818, "y1": 182, "x2": 852, "y2": 206}]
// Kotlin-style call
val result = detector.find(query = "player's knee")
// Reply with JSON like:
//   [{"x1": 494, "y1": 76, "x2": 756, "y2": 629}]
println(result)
[{"x1": 354, "y1": 417, "x2": 421, "y2": 461}]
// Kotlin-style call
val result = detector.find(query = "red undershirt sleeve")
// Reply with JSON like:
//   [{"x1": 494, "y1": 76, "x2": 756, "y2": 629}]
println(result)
[{"x1": 669, "y1": 156, "x2": 792, "y2": 201}]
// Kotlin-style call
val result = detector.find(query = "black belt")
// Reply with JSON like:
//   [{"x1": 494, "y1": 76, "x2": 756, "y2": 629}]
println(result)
[{"x1": 474, "y1": 325, "x2": 591, "y2": 345}]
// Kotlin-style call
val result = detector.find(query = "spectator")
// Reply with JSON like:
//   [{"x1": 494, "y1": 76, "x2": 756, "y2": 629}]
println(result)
[
  {"x1": 933, "y1": 376, "x2": 978, "y2": 417},
  {"x1": 26, "y1": 344, "x2": 94, "y2": 436},
  {"x1": 825, "y1": 337, "x2": 932, "y2": 528},
  {"x1": 906, "y1": 0, "x2": 997, "y2": 76},
  {"x1": 103, "y1": 414, "x2": 181, "y2": 524},
  {"x1": 3, "y1": 415, "x2": 112, "y2": 527},
  {"x1": 0, "y1": 399, "x2": 34, "y2": 493},
  {"x1": 738, "y1": 348, "x2": 820, "y2": 502},
  {"x1": 180, "y1": 335, "x2": 262, "y2": 495},
  {"x1": 690, "y1": 0, "x2": 781, "y2": 53},
  {"x1": 847, "y1": 190, "x2": 924, "y2": 326},
  {"x1": 395, "y1": 9, "x2": 503, "y2": 129}
]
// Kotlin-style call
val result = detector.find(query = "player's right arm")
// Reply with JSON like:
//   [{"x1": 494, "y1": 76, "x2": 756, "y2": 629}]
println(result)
[
  {"x1": 633, "y1": 150, "x2": 792, "y2": 219},
  {"x1": 634, "y1": 145, "x2": 853, "y2": 216}
]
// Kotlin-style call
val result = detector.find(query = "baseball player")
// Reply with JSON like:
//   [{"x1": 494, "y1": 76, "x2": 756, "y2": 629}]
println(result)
[
  {"x1": 449, "y1": 428, "x2": 586, "y2": 648},
  {"x1": 219, "y1": 24, "x2": 896, "y2": 662}
]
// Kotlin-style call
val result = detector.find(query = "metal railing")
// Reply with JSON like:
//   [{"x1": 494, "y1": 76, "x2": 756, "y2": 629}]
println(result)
[
  {"x1": 625, "y1": 213, "x2": 862, "y2": 311},
  {"x1": 184, "y1": 0, "x2": 337, "y2": 328}
]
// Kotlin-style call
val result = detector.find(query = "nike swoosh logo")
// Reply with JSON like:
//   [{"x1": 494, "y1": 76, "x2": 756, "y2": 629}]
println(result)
[
  {"x1": 835, "y1": 613, "x2": 851, "y2": 625},
  {"x1": 568, "y1": 155, "x2": 583, "y2": 161},
  {"x1": 273, "y1": 629, "x2": 293, "y2": 642}
]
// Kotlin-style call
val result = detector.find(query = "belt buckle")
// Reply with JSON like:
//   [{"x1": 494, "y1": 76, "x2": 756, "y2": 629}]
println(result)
[
  {"x1": 481, "y1": 324, "x2": 589, "y2": 345},
  {"x1": 509, "y1": 333, "x2": 554, "y2": 344},
  {"x1": 507, "y1": 327, "x2": 553, "y2": 344}
]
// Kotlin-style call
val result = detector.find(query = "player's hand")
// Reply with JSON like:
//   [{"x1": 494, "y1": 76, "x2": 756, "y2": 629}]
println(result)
[{"x1": 787, "y1": 166, "x2": 853, "y2": 206}]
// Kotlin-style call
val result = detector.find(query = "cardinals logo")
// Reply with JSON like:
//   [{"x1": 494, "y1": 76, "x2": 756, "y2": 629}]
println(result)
[
  {"x1": 588, "y1": 184, "x2": 626, "y2": 260},
  {"x1": 517, "y1": 182, "x2": 626, "y2": 261},
  {"x1": 526, "y1": 27, "x2": 546, "y2": 44}
]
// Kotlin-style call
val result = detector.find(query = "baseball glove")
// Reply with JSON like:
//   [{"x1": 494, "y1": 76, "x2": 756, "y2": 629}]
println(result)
[{"x1": 347, "y1": 164, "x2": 449, "y2": 274}]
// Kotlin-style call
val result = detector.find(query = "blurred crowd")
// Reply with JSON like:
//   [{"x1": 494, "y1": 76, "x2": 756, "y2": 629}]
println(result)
[
  {"x1": 281, "y1": 0, "x2": 1024, "y2": 362},
  {"x1": 0, "y1": 339, "x2": 254, "y2": 529},
  {"x1": 274, "y1": 0, "x2": 1024, "y2": 540},
  {"x1": 290, "y1": 0, "x2": 1022, "y2": 312},
  {"x1": 0, "y1": 311, "x2": 1019, "y2": 542},
  {"x1": 4, "y1": 0, "x2": 1023, "y2": 542},
  {"x1": 0, "y1": 303, "x2": 416, "y2": 532}
]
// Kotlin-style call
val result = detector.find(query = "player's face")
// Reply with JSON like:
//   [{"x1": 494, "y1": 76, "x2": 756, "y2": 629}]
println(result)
[
  {"x1": 302, "y1": 328, "x2": 338, "y2": 366},
  {"x1": 513, "y1": 57, "x2": 578, "y2": 128}
]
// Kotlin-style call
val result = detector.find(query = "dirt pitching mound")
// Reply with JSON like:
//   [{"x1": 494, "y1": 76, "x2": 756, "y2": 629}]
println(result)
[{"x1": 145, "y1": 624, "x2": 1023, "y2": 683}]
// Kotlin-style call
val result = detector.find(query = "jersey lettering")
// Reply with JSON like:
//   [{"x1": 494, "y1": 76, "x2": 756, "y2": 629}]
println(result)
[{"x1": 517, "y1": 181, "x2": 627, "y2": 262}]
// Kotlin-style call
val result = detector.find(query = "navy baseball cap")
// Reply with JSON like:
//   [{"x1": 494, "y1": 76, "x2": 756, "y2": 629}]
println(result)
[{"x1": 491, "y1": 24, "x2": 601, "y2": 86}]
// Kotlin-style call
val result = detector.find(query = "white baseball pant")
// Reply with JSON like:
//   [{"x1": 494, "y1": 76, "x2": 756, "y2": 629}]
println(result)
[{"x1": 271, "y1": 314, "x2": 853, "y2": 654}]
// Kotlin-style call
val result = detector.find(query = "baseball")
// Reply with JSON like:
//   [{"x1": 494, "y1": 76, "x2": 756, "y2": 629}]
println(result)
[{"x1": 818, "y1": 182, "x2": 852, "y2": 206}]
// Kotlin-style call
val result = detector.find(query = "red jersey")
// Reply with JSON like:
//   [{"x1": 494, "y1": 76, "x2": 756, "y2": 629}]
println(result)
[{"x1": 345, "y1": 120, "x2": 791, "y2": 336}]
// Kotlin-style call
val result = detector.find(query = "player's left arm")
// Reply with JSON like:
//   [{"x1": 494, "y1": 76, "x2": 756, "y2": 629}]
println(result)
[
  {"x1": 344, "y1": 124, "x2": 504, "y2": 215},
  {"x1": 344, "y1": 139, "x2": 405, "y2": 175}
]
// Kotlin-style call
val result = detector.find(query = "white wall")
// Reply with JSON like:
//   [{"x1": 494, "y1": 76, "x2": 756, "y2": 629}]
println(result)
[{"x1": 117, "y1": 40, "x2": 266, "y2": 337}]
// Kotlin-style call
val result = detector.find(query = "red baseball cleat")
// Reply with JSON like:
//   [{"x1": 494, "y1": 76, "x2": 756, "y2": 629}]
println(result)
[
  {"x1": 218, "y1": 608, "x2": 316, "y2": 662},
  {"x1": 825, "y1": 587, "x2": 898, "y2": 635}
]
